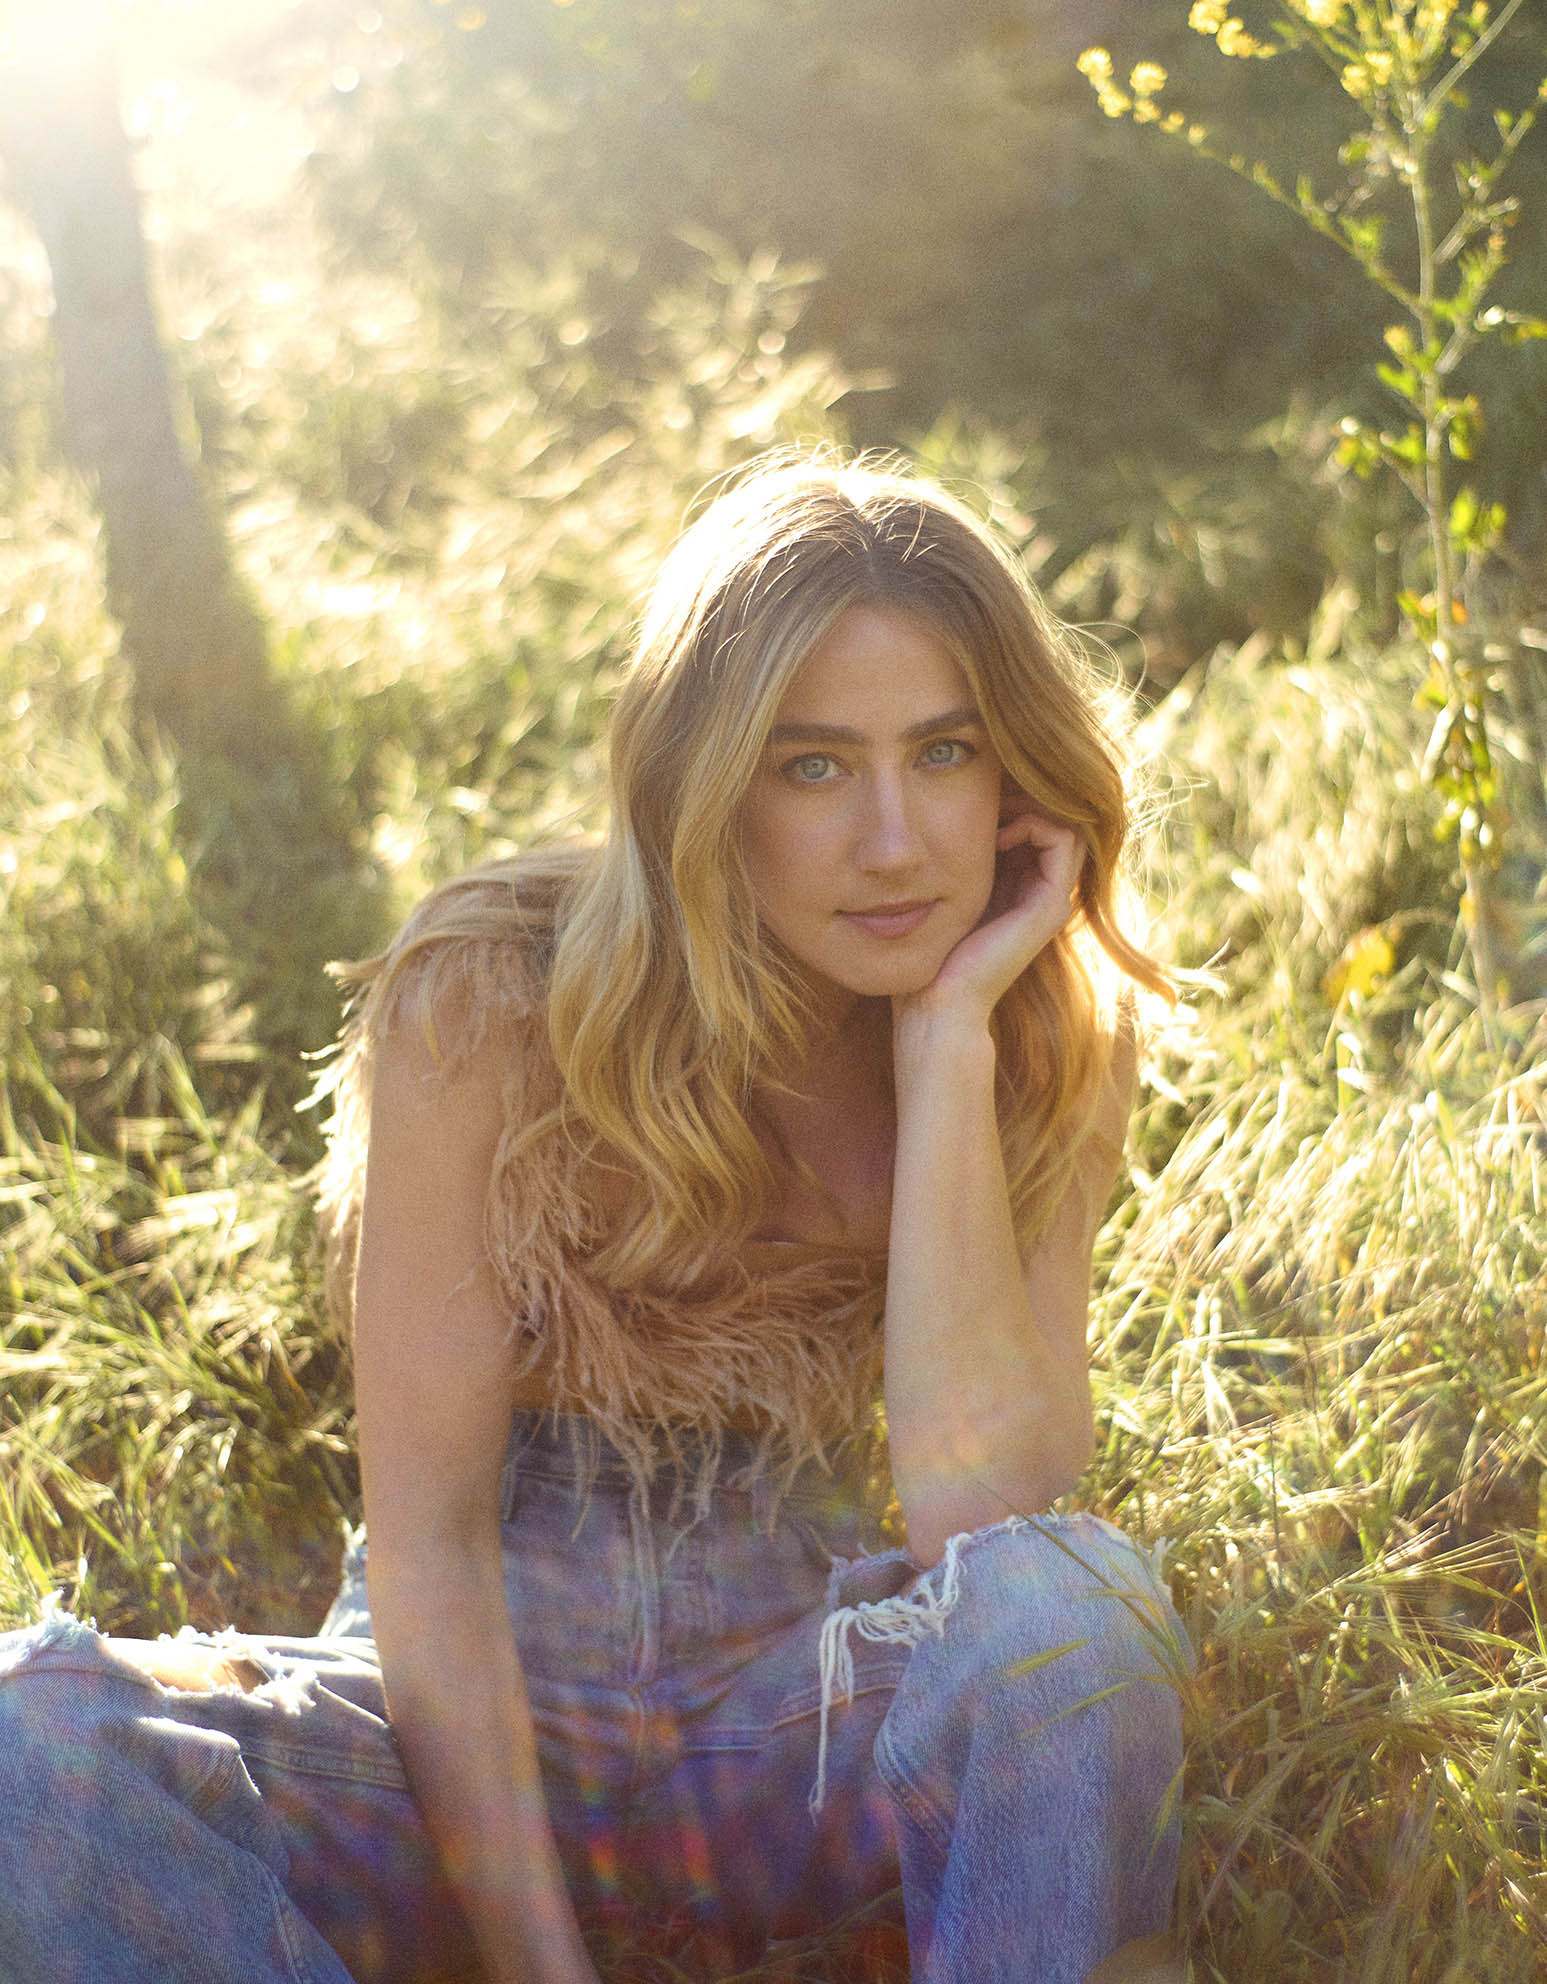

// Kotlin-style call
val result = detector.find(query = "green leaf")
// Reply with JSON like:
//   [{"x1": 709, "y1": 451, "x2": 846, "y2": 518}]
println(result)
[
  {"x1": 1340, "y1": 215, "x2": 1387, "y2": 263},
  {"x1": 1385, "y1": 425, "x2": 1427, "y2": 467},
  {"x1": 1005, "y1": 1635, "x2": 1094, "y2": 1681}
]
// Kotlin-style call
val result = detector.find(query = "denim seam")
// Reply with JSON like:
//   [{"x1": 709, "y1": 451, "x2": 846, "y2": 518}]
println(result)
[
  {"x1": 682, "y1": 1663, "x2": 912, "y2": 1753},
  {"x1": 871, "y1": 1712, "x2": 954, "y2": 1856},
  {"x1": 772, "y1": 1660, "x2": 913, "y2": 1727},
  {"x1": 178, "y1": 1740, "x2": 246, "y2": 1821},
  {"x1": 259, "y1": 1859, "x2": 339, "y2": 1984},
  {"x1": 240, "y1": 1740, "x2": 408, "y2": 1789}
]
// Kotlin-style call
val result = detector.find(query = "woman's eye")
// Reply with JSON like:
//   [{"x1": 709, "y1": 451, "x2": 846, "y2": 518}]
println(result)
[
  {"x1": 919, "y1": 738, "x2": 973, "y2": 769},
  {"x1": 783, "y1": 753, "x2": 841, "y2": 785}
]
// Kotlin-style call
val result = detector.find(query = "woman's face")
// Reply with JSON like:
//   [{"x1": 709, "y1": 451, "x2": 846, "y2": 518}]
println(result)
[{"x1": 738, "y1": 603, "x2": 1005, "y2": 1013}]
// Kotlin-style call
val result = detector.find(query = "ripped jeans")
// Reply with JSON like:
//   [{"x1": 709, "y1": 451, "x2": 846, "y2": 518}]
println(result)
[{"x1": 0, "y1": 1410, "x2": 1188, "y2": 1984}]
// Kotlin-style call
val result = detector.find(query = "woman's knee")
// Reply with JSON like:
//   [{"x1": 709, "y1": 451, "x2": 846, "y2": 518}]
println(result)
[
  {"x1": 0, "y1": 1618, "x2": 151, "y2": 1852},
  {"x1": 941, "y1": 1516, "x2": 1184, "y2": 1681},
  {"x1": 0, "y1": 1616, "x2": 253, "y2": 1819},
  {"x1": 884, "y1": 1513, "x2": 1189, "y2": 1768},
  {"x1": 874, "y1": 1518, "x2": 1186, "y2": 1882},
  {"x1": 0, "y1": 1613, "x2": 127, "y2": 1754}
]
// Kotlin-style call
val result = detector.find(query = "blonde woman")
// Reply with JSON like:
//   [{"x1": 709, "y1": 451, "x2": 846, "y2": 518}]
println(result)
[{"x1": 0, "y1": 456, "x2": 1187, "y2": 1984}]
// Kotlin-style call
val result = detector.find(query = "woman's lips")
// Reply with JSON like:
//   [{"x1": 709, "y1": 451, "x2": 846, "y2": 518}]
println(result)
[{"x1": 839, "y1": 900, "x2": 936, "y2": 938}]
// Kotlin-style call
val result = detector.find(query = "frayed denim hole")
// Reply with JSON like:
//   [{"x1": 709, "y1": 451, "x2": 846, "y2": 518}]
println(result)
[
  {"x1": 808, "y1": 1540, "x2": 970, "y2": 1815},
  {"x1": 0, "y1": 1609, "x2": 105, "y2": 1681},
  {"x1": 832, "y1": 1550, "x2": 919, "y2": 1611}
]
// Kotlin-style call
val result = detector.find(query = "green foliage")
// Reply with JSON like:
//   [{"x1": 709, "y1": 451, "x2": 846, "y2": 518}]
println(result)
[
  {"x1": 1103, "y1": 991, "x2": 1547, "y2": 1979},
  {"x1": 297, "y1": 0, "x2": 1520, "y2": 587},
  {"x1": 0, "y1": 480, "x2": 253, "y2": 1133},
  {"x1": 0, "y1": 1059, "x2": 354, "y2": 1637},
  {"x1": 1077, "y1": 0, "x2": 1547, "y2": 1006}
]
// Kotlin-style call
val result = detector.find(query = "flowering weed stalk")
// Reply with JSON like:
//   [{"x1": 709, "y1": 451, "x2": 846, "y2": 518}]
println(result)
[{"x1": 1078, "y1": 1, "x2": 1547, "y2": 1010}]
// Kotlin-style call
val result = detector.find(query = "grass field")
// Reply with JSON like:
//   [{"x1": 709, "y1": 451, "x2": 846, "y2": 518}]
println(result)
[{"x1": 5, "y1": 91, "x2": 1547, "y2": 1978}]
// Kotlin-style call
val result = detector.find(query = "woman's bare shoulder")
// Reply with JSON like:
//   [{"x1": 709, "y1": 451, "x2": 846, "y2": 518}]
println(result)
[{"x1": 359, "y1": 846, "x2": 593, "y2": 1075}]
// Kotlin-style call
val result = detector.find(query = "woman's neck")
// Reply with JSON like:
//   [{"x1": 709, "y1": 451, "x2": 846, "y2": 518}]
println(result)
[{"x1": 749, "y1": 998, "x2": 896, "y2": 1251}]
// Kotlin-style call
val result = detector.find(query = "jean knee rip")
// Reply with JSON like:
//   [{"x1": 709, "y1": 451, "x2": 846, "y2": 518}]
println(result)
[
  {"x1": 0, "y1": 1605, "x2": 104, "y2": 1683},
  {"x1": 168, "y1": 1630, "x2": 322, "y2": 1709},
  {"x1": 809, "y1": 1517, "x2": 1027, "y2": 1814},
  {"x1": 0, "y1": 1607, "x2": 315, "y2": 1711}
]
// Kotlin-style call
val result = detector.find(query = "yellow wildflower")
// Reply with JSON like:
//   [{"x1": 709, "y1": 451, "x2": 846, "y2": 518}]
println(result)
[
  {"x1": 1341, "y1": 61, "x2": 1370, "y2": 97},
  {"x1": 1299, "y1": 0, "x2": 1344, "y2": 23},
  {"x1": 1217, "y1": 17, "x2": 1269, "y2": 55},
  {"x1": 1076, "y1": 46, "x2": 1114, "y2": 80},
  {"x1": 1189, "y1": 0, "x2": 1228, "y2": 31},
  {"x1": 1129, "y1": 62, "x2": 1168, "y2": 97},
  {"x1": 1098, "y1": 87, "x2": 1133, "y2": 118},
  {"x1": 1364, "y1": 48, "x2": 1394, "y2": 84}
]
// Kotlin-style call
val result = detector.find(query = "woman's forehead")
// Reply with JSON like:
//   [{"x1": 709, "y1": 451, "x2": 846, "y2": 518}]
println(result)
[{"x1": 772, "y1": 603, "x2": 978, "y2": 726}]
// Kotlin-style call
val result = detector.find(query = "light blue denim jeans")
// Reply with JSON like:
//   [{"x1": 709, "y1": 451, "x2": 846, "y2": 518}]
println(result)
[{"x1": 0, "y1": 1410, "x2": 1188, "y2": 1983}]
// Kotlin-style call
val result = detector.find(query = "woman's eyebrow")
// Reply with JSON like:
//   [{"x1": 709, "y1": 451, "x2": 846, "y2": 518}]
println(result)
[{"x1": 767, "y1": 706, "x2": 986, "y2": 746}]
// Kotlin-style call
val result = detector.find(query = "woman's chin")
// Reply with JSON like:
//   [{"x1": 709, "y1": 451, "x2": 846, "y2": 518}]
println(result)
[
  {"x1": 832, "y1": 951, "x2": 955, "y2": 1005},
  {"x1": 781, "y1": 922, "x2": 973, "y2": 1011}
]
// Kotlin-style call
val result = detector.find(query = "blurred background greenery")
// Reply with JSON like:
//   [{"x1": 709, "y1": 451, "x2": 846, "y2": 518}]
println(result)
[{"x1": 2, "y1": 1, "x2": 1547, "y2": 1977}]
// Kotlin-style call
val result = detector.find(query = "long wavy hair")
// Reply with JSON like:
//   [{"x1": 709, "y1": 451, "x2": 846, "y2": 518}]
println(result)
[{"x1": 343, "y1": 453, "x2": 1170, "y2": 1301}]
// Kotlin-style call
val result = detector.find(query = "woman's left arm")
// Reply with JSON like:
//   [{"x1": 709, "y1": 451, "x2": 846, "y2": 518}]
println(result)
[{"x1": 883, "y1": 817, "x2": 1136, "y2": 1565}]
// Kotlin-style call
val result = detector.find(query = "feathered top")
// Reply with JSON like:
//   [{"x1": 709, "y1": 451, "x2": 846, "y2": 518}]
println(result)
[{"x1": 314, "y1": 862, "x2": 890, "y2": 1513}]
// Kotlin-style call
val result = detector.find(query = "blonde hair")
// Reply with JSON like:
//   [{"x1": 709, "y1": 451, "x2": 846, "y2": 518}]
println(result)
[{"x1": 325, "y1": 453, "x2": 1168, "y2": 1318}]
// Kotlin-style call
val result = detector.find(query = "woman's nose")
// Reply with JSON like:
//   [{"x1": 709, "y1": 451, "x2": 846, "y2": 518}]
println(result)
[{"x1": 855, "y1": 772, "x2": 925, "y2": 870}]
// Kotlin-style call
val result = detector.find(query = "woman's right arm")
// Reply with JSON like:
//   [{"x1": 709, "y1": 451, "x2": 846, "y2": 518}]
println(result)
[{"x1": 352, "y1": 998, "x2": 600, "y2": 1984}]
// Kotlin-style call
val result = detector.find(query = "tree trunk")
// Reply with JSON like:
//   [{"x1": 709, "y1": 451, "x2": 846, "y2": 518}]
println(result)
[{"x1": 0, "y1": 21, "x2": 270, "y2": 750}]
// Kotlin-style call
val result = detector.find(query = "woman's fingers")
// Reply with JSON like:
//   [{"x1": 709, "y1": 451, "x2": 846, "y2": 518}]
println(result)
[
  {"x1": 994, "y1": 805, "x2": 1060, "y2": 853},
  {"x1": 897, "y1": 809, "x2": 1085, "y2": 1026},
  {"x1": 993, "y1": 817, "x2": 1081, "y2": 922}
]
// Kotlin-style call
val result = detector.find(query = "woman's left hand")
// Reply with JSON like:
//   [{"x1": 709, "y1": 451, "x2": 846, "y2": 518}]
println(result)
[{"x1": 901, "y1": 805, "x2": 1082, "y2": 1025}]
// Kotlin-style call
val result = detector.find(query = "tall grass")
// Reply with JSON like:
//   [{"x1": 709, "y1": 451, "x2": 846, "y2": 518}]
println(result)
[{"x1": 1080, "y1": 632, "x2": 1547, "y2": 1979}]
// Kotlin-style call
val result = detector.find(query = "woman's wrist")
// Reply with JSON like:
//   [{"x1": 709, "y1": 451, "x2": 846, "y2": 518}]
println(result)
[{"x1": 891, "y1": 997, "x2": 997, "y2": 1082}]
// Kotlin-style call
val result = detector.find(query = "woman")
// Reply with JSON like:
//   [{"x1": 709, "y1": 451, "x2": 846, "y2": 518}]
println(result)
[{"x1": 0, "y1": 454, "x2": 1187, "y2": 1984}]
